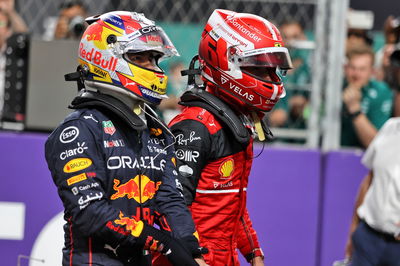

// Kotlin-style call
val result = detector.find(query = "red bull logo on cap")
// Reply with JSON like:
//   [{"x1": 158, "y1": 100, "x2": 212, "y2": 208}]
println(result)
[{"x1": 111, "y1": 175, "x2": 162, "y2": 203}]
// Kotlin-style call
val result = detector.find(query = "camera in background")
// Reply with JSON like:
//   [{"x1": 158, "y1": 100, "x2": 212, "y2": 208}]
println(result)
[
  {"x1": 68, "y1": 15, "x2": 86, "y2": 39},
  {"x1": 54, "y1": 0, "x2": 87, "y2": 40},
  {"x1": 389, "y1": 16, "x2": 400, "y2": 67}
]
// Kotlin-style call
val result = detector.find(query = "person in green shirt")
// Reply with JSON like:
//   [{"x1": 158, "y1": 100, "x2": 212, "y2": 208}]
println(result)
[
  {"x1": 341, "y1": 45, "x2": 393, "y2": 148},
  {"x1": 266, "y1": 20, "x2": 311, "y2": 143}
]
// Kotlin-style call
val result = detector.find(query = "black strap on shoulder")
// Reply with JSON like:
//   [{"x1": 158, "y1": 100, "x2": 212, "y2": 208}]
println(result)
[
  {"x1": 69, "y1": 91, "x2": 147, "y2": 131},
  {"x1": 180, "y1": 88, "x2": 250, "y2": 144}
]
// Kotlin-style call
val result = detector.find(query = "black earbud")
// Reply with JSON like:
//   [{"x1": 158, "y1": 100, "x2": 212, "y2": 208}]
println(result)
[{"x1": 107, "y1": 34, "x2": 117, "y2": 44}]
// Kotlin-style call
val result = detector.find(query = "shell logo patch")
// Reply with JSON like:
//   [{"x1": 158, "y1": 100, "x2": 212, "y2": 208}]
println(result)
[{"x1": 219, "y1": 158, "x2": 234, "y2": 179}]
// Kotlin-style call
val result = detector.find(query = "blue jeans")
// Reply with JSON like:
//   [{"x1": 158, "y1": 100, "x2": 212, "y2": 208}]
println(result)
[{"x1": 351, "y1": 221, "x2": 400, "y2": 266}]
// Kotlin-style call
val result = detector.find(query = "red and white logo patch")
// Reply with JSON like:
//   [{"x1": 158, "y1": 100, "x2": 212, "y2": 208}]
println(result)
[{"x1": 102, "y1": 120, "x2": 116, "y2": 135}]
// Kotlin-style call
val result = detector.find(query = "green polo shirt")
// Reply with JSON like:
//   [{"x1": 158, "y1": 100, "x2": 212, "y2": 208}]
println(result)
[{"x1": 341, "y1": 79, "x2": 393, "y2": 148}]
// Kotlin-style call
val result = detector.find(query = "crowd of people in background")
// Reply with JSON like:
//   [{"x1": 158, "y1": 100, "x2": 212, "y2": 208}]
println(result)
[
  {"x1": 340, "y1": 10, "x2": 399, "y2": 150},
  {"x1": 266, "y1": 19, "x2": 311, "y2": 143},
  {"x1": 266, "y1": 8, "x2": 400, "y2": 149},
  {"x1": 0, "y1": 0, "x2": 27, "y2": 116}
]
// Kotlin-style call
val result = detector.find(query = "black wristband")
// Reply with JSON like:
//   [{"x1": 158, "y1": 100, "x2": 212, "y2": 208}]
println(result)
[
  {"x1": 180, "y1": 235, "x2": 208, "y2": 258},
  {"x1": 349, "y1": 110, "x2": 362, "y2": 120}
]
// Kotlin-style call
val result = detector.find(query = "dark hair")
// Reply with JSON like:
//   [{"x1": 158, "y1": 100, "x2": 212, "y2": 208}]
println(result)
[
  {"x1": 280, "y1": 20, "x2": 305, "y2": 31},
  {"x1": 59, "y1": 0, "x2": 87, "y2": 12},
  {"x1": 347, "y1": 29, "x2": 374, "y2": 46}
]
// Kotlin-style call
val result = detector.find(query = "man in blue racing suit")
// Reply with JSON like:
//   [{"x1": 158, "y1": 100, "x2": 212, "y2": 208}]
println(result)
[{"x1": 45, "y1": 11, "x2": 206, "y2": 266}]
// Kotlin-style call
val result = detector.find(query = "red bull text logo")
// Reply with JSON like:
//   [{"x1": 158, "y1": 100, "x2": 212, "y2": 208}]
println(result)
[
  {"x1": 111, "y1": 175, "x2": 161, "y2": 203},
  {"x1": 79, "y1": 43, "x2": 118, "y2": 71},
  {"x1": 146, "y1": 34, "x2": 163, "y2": 44}
]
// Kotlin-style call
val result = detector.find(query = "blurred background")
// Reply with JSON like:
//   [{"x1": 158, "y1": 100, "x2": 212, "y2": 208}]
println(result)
[{"x1": 0, "y1": 0, "x2": 399, "y2": 265}]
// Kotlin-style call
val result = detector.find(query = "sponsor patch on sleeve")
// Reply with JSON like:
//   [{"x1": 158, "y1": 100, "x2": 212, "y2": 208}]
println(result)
[
  {"x1": 63, "y1": 158, "x2": 93, "y2": 173},
  {"x1": 67, "y1": 173, "x2": 87, "y2": 186}
]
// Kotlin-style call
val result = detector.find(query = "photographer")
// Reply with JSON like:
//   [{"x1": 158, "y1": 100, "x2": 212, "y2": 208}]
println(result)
[
  {"x1": 386, "y1": 16, "x2": 400, "y2": 116},
  {"x1": 53, "y1": 0, "x2": 87, "y2": 40},
  {"x1": 374, "y1": 15, "x2": 400, "y2": 116}
]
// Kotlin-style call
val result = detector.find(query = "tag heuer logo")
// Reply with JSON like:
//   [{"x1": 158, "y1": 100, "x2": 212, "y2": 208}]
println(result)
[{"x1": 102, "y1": 120, "x2": 116, "y2": 135}]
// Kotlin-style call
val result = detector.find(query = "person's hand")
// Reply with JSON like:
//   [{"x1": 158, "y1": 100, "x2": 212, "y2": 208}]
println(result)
[
  {"x1": 344, "y1": 237, "x2": 353, "y2": 259},
  {"x1": 54, "y1": 16, "x2": 70, "y2": 39},
  {"x1": 195, "y1": 257, "x2": 209, "y2": 266},
  {"x1": 0, "y1": 0, "x2": 15, "y2": 14},
  {"x1": 251, "y1": 256, "x2": 265, "y2": 266},
  {"x1": 289, "y1": 94, "x2": 307, "y2": 117},
  {"x1": 136, "y1": 225, "x2": 198, "y2": 266},
  {"x1": 268, "y1": 109, "x2": 288, "y2": 127},
  {"x1": 343, "y1": 84, "x2": 362, "y2": 114}
]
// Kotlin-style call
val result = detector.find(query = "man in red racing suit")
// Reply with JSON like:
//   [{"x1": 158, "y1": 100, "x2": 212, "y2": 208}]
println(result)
[
  {"x1": 169, "y1": 9, "x2": 293, "y2": 265},
  {"x1": 170, "y1": 105, "x2": 263, "y2": 265}
]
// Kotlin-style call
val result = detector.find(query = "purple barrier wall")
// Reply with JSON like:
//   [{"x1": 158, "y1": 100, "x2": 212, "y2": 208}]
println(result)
[
  {"x1": 239, "y1": 146, "x2": 322, "y2": 266},
  {"x1": 0, "y1": 132, "x2": 368, "y2": 266},
  {"x1": 0, "y1": 132, "x2": 62, "y2": 266},
  {"x1": 318, "y1": 150, "x2": 368, "y2": 266}
]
